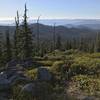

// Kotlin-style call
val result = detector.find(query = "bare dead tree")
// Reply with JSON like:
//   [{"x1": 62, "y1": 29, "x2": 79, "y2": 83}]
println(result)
[
  {"x1": 37, "y1": 15, "x2": 41, "y2": 56},
  {"x1": 53, "y1": 23, "x2": 56, "y2": 51}
]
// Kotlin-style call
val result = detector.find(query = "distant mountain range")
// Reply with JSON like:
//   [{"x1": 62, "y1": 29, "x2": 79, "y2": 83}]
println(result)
[
  {"x1": 0, "y1": 23, "x2": 98, "y2": 41},
  {"x1": 0, "y1": 19, "x2": 100, "y2": 30}
]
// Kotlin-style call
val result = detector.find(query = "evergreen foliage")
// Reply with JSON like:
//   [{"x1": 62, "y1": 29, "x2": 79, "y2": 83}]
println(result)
[{"x1": 5, "y1": 29, "x2": 12, "y2": 62}]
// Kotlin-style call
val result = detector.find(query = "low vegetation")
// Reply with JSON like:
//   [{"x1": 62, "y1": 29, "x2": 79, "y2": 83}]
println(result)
[{"x1": 13, "y1": 50, "x2": 99, "y2": 100}]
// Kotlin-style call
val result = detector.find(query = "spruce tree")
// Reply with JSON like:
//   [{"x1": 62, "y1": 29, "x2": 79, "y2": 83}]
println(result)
[
  {"x1": 21, "y1": 4, "x2": 33, "y2": 60},
  {"x1": 56, "y1": 34, "x2": 62, "y2": 50},
  {"x1": 14, "y1": 11, "x2": 20, "y2": 58},
  {"x1": 0, "y1": 32, "x2": 3, "y2": 66},
  {"x1": 36, "y1": 16, "x2": 41, "y2": 56},
  {"x1": 5, "y1": 29, "x2": 12, "y2": 62},
  {"x1": 53, "y1": 23, "x2": 56, "y2": 51},
  {"x1": 94, "y1": 32, "x2": 100, "y2": 52}
]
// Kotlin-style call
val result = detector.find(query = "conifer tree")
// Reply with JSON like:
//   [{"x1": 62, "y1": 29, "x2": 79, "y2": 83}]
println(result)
[
  {"x1": 94, "y1": 32, "x2": 100, "y2": 52},
  {"x1": 53, "y1": 23, "x2": 56, "y2": 51},
  {"x1": 5, "y1": 29, "x2": 12, "y2": 62},
  {"x1": 21, "y1": 4, "x2": 33, "y2": 59},
  {"x1": 36, "y1": 16, "x2": 41, "y2": 56},
  {"x1": 14, "y1": 11, "x2": 20, "y2": 58},
  {"x1": 0, "y1": 32, "x2": 3, "y2": 65},
  {"x1": 79, "y1": 37, "x2": 84, "y2": 51},
  {"x1": 56, "y1": 34, "x2": 62, "y2": 50}
]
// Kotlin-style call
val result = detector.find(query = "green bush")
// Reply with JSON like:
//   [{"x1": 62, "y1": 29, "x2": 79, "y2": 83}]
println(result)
[
  {"x1": 25, "y1": 68, "x2": 38, "y2": 80},
  {"x1": 72, "y1": 75, "x2": 100, "y2": 95},
  {"x1": 51, "y1": 61, "x2": 64, "y2": 73},
  {"x1": 71, "y1": 56, "x2": 100, "y2": 75}
]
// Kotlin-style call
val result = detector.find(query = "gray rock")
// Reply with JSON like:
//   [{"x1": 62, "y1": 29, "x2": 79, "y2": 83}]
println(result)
[
  {"x1": 37, "y1": 67, "x2": 52, "y2": 81},
  {"x1": 22, "y1": 83, "x2": 36, "y2": 96},
  {"x1": 0, "y1": 72, "x2": 10, "y2": 90},
  {"x1": 6, "y1": 59, "x2": 18, "y2": 68},
  {"x1": 21, "y1": 81, "x2": 52, "y2": 99},
  {"x1": 0, "y1": 70, "x2": 30, "y2": 90},
  {"x1": 0, "y1": 72, "x2": 7, "y2": 79}
]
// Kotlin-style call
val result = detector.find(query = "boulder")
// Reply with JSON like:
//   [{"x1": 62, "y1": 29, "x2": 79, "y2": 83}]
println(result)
[
  {"x1": 21, "y1": 81, "x2": 53, "y2": 99},
  {"x1": 0, "y1": 70, "x2": 30, "y2": 90},
  {"x1": 22, "y1": 83, "x2": 36, "y2": 96},
  {"x1": 37, "y1": 67, "x2": 52, "y2": 81},
  {"x1": 0, "y1": 73, "x2": 10, "y2": 90}
]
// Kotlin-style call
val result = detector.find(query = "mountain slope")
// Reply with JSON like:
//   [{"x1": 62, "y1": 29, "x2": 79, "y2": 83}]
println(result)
[{"x1": 0, "y1": 23, "x2": 98, "y2": 40}]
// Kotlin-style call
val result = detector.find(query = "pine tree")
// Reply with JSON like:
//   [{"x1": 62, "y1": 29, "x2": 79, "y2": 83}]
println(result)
[
  {"x1": 0, "y1": 32, "x2": 3, "y2": 65},
  {"x1": 53, "y1": 23, "x2": 56, "y2": 51},
  {"x1": 79, "y1": 37, "x2": 84, "y2": 51},
  {"x1": 36, "y1": 16, "x2": 41, "y2": 56},
  {"x1": 21, "y1": 4, "x2": 33, "y2": 60},
  {"x1": 5, "y1": 29, "x2": 12, "y2": 62},
  {"x1": 56, "y1": 34, "x2": 62, "y2": 50},
  {"x1": 94, "y1": 32, "x2": 100, "y2": 52},
  {"x1": 14, "y1": 11, "x2": 20, "y2": 58}
]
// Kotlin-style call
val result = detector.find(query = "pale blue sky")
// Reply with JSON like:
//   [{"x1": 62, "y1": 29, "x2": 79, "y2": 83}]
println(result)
[{"x1": 0, "y1": 0, "x2": 100, "y2": 20}]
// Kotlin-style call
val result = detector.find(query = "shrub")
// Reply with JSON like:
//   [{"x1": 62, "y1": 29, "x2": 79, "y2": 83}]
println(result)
[
  {"x1": 25, "y1": 68, "x2": 38, "y2": 80},
  {"x1": 51, "y1": 61, "x2": 64, "y2": 73},
  {"x1": 71, "y1": 56, "x2": 100, "y2": 75},
  {"x1": 72, "y1": 75, "x2": 100, "y2": 95}
]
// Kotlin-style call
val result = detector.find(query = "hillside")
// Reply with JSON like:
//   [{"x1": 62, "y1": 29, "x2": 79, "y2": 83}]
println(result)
[{"x1": 0, "y1": 23, "x2": 98, "y2": 40}]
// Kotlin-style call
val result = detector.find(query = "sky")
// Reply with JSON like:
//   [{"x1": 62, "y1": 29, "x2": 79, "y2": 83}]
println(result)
[{"x1": 0, "y1": 0, "x2": 100, "y2": 20}]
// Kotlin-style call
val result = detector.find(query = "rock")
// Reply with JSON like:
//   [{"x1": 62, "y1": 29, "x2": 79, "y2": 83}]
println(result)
[
  {"x1": 22, "y1": 83, "x2": 36, "y2": 96},
  {"x1": 6, "y1": 59, "x2": 18, "y2": 68},
  {"x1": 9, "y1": 75, "x2": 31, "y2": 85},
  {"x1": 21, "y1": 81, "x2": 53, "y2": 99},
  {"x1": 0, "y1": 69, "x2": 30, "y2": 90},
  {"x1": 0, "y1": 72, "x2": 7, "y2": 79},
  {"x1": 0, "y1": 72, "x2": 10, "y2": 90},
  {"x1": 37, "y1": 67, "x2": 52, "y2": 81}
]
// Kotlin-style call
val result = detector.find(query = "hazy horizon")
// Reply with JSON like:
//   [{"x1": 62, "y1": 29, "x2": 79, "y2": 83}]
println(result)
[{"x1": 0, "y1": 19, "x2": 100, "y2": 27}]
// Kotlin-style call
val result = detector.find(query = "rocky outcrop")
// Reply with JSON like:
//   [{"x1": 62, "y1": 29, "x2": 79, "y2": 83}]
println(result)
[
  {"x1": 22, "y1": 83, "x2": 36, "y2": 96},
  {"x1": 0, "y1": 63, "x2": 31, "y2": 99},
  {"x1": 0, "y1": 61, "x2": 54, "y2": 99}
]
